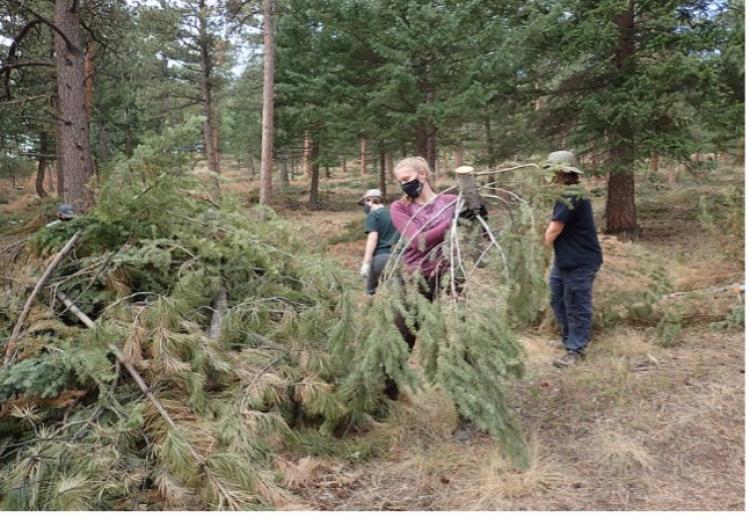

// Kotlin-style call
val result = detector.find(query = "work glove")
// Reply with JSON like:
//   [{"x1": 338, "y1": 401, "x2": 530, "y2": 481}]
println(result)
[
  {"x1": 458, "y1": 204, "x2": 488, "y2": 222},
  {"x1": 360, "y1": 261, "x2": 371, "y2": 278}
]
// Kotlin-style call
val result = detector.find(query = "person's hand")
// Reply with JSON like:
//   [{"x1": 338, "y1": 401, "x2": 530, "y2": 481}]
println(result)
[
  {"x1": 360, "y1": 261, "x2": 371, "y2": 278},
  {"x1": 458, "y1": 204, "x2": 488, "y2": 221}
]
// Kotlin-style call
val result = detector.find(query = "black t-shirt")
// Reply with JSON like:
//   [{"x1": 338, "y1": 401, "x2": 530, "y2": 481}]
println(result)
[
  {"x1": 364, "y1": 207, "x2": 399, "y2": 256},
  {"x1": 551, "y1": 193, "x2": 603, "y2": 269}
]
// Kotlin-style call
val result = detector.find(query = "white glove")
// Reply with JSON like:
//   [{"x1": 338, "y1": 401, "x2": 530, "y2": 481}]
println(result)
[{"x1": 360, "y1": 261, "x2": 371, "y2": 278}]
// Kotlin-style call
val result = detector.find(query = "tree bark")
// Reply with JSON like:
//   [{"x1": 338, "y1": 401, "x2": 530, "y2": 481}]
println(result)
[
  {"x1": 54, "y1": 0, "x2": 93, "y2": 212},
  {"x1": 453, "y1": 146, "x2": 463, "y2": 168},
  {"x1": 484, "y1": 113, "x2": 498, "y2": 194},
  {"x1": 417, "y1": 81, "x2": 437, "y2": 171},
  {"x1": 35, "y1": 131, "x2": 49, "y2": 198},
  {"x1": 605, "y1": 1, "x2": 638, "y2": 236},
  {"x1": 84, "y1": 40, "x2": 95, "y2": 121},
  {"x1": 378, "y1": 142, "x2": 386, "y2": 196},
  {"x1": 605, "y1": 165, "x2": 638, "y2": 236},
  {"x1": 280, "y1": 156, "x2": 289, "y2": 188},
  {"x1": 259, "y1": 0, "x2": 275, "y2": 204},
  {"x1": 308, "y1": 139, "x2": 320, "y2": 208},
  {"x1": 666, "y1": 163, "x2": 679, "y2": 184},
  {"x1": 649, "y1": 153, "x2": 659, "y2": 173},
  {"x1": 212, "y1": 111, "x2": 221, "y2": 167},
  {"x1": 55, "y1": 99, "x2": 64, "y2": 198},
  {"x1": 198, "y1": 0, "x2": 220, "y2": 175},
  {"x1": 303, "y1": 132, "x2": 312, "y2": 176},
  {"x1": 416, "y1": 123, "x2": 437, "y2": 172},
  {"x1": 247, "y1": 150, "x2": 256, "y2": 177},
  {"x1": 360, "y1": 136, "x2": 367, "y2": 176},
  {"x1": 46, "y1": 163, "x2": 55, "y2": 193}
]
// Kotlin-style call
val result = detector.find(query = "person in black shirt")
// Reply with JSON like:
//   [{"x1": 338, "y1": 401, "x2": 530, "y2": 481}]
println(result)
[{"x1": 543, "y1": 151, "x2": 603, "y2": 368}]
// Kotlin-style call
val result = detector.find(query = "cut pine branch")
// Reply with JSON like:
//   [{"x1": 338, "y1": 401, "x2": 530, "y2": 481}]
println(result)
[
  {"x1": 2, "y1": 230, "x2": 81, "y2": 368},
  {"x1": 54, "y1": 290, "x2": 241, "y2": 508}
]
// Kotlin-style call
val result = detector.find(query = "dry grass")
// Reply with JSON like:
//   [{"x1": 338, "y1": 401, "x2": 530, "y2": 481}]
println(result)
[
  {"x1": 274, "y1": 456, "x2": 324, "y2": 490},
  {"x1": 2, "y1": 159, "x2": 742, "y2": 511},
  {"x1": 288, "y1": 168, "x2": 744, "y2": 511},
  {"x1": 590, "y1": 426, "x2": 655, "y2": 472}
]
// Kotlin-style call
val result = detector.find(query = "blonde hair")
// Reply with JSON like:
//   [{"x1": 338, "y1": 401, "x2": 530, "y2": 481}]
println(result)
[{"x1": 394, "y1": 156, "x2": 433, "y2": 202}]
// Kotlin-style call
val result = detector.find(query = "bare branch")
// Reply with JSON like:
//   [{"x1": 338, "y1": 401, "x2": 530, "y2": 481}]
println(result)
[
  {"x1": 0, "y1": 94, "x2": 52, "y2": 105},
  {"x1": 0, "y1": 61, "x2": 56, "y2": 74},
  {"x1": 8, "y1": 0, "x2": 83, "y2": 56}
]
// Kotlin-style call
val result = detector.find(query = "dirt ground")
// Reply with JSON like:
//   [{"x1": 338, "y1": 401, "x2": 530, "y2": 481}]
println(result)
[
  {"x1": 2, "y1": 160, "x2": 744, "y2": 511},
  {"x1": 264, "y1": 165, "x2": 745, "y2": 511}
]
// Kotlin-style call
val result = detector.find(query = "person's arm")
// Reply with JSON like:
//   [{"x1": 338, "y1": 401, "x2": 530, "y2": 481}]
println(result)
[
  {"x1": 360, "y1": 230, "x2": 378, "y2": 278},
  {"x1": 545, "y1": 198, "x2": 574, "y2": 247},
  {"x1": 391, "y1": 201, "x2": 454, "y2": 251},
  {"x1": 363, "y1": 231, "x2": 379, "y2": 263},
  {"x1": 544, "y1": 221, "x2": 565, "y2": 247}
]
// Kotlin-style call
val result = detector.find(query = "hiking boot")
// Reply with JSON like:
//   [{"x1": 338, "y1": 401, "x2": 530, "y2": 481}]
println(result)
[{"x1": 553, "y1": 350, "x2": 584, "y2": 368}]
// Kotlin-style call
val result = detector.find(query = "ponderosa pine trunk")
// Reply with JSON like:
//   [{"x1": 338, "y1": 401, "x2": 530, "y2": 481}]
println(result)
[
  {"x1": 360, "y1": 137, "x2": 367, "y2": 176},
  {"x1": 308, "y1": 140, "x2": 320, "y2": 208},
  {"x1": 258, "y1": 0, "x2": 275, "y2": 204},
  {"x1": 36, "y1": 131, "x2": 49, "y2": 198},
  {"x1": 378, "y1": 141, "x2": 386, "y2": 197},
  {"x1": 416, "y1": 123, "x2": 437, "y2": 173},
  {"x1": 416, "y1": 80, "x2": 437, "y2": 171},
  {"x1": 605, "y1": 1, "x2": 639, "y2": 236},
  {"x1": 453, "y1": 146, "x2": 463, "y2": 168},
  {"x1": 303, "y1": 132, "x2": 312, "y2": 176},
  {"x1": 84, "y1": 41, "x2": 94, "y2": 121},
  {"x1": 55, "y1": 101, "x2": 64, "y2": 198},
  {"x1": 84, "y1": 41, "x2": 98, "y2": 183},
  {"x1": 484, "y1": 113, "x2": 498, "y2": 194},
  {"x1": 199, "y1": 0, "x2": 220, "y2": 175},
  {"x1": 280, "y1": 156, "x2": 289, "y2": 188},
  {"x1": 54, "y1": 0, "x2": 93, "y2": 212},
  {"x1": 247, "y1": 151, "x2": 256, "y2": 177}
]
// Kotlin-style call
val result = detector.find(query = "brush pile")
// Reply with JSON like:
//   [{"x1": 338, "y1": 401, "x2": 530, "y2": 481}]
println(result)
[
  {"x1": 0, "y1": 167, "x2": 363, "y2": 510},
  {"x1": 0, "y1": 158, "x2": 559, "y2": 509}
]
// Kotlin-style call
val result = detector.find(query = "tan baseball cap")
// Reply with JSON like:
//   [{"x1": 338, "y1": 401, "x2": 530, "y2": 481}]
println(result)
[{"x1": 358, "y1": 188, "x2": 384, "y2": 205}]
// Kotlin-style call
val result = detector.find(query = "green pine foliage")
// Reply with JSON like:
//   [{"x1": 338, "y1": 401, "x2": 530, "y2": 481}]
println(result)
[
  {"x1": 341, "y1": 195, "x2": 543, "y2": 468},
  {"x1": 501, "y1": 202, "x2": 549, "y2": 328},
  {"x1": 438, "y1": 300, "x2": 528, "y2": 467},
  {"x1": 0, "y1": 154, "x2": 363, "y2": 509}
]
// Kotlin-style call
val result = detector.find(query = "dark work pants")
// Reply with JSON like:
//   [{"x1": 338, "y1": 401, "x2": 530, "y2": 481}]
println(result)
[
  {"x1": 549, "y1": 263, "x2": 599, "y2": 353},
  {"x1": 366, "y1": 253, "x2": 391, "y2": 295}
]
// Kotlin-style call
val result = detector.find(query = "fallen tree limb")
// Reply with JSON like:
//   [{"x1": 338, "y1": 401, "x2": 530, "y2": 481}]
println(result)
[
  {"x1": 661, "y1": 283, "x2": 745, "y2": 301},
  {"x1": 3, "y1": 231, "x2": 81, "y2": 367}
]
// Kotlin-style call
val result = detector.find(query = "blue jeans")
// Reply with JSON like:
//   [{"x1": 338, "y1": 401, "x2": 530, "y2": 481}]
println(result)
[{"x1": 549, "y1": 263, "x2": 599, "y2": 353}]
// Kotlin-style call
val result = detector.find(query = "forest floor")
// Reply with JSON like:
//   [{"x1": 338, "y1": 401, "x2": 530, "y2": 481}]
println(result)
[{"x1": 0, "y1": 159, "x2": 744, "y2": 511}]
